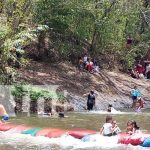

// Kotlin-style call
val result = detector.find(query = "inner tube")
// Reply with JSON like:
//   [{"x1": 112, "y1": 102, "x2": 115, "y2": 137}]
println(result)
[
  {"x1": 118, "y1": 133, "x2": 131, "y2": 144},
  {"x1": 82, "y1": 134, "x2": 97, "y2": 142},
  {"x1": 68, "y1": 129, "x2": 96, "y2": 139},
  {"x1": 141, "y1": 137, "x2": 150, "y2": 147},
  {"x1": 46, "y1": 129, "x2": 66, "y2": 138},
  {"x1": 0, "y1": 123, "x2": 16, "y2": 131},
  {"x1": 36, "y1": 128, "x2": 62, "y2": 137},
  {"x1": 6, "y1": 125, "x2": 31, "y2": 133},
  {"x1": 21, "y1": 128, "x2": 41, "y2": 136}
]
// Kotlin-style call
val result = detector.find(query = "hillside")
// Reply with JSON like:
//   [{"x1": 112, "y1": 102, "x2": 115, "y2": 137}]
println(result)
[{"x1": 17, "y1": 61, "x2": 150, "y2": 111}]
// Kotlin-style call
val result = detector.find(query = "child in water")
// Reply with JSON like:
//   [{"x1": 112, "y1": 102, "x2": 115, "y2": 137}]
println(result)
[
  {"x1": 0, "y1": 104, "x2": 9, "y2": 123},
  {"x1": 112, "y1": 120, "x2": 121, "y2": 135},
  {"x1": 107, "y1": 104, "x2": 116, "y2": 112},
  {"x1": 100, "y1": 116, "x2": 120, "y2": 136},
  {"x1": 107, "y1": 104, "x2": 112, "y2": 112},
  {"x1": 135, "y1": 97, "x2": 145, "y2": 112},
  {"x1": 126, "y1": 120, "x2": 140, "y2": 135}
]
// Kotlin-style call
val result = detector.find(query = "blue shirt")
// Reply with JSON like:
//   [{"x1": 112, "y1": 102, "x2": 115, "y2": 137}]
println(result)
[{"x1": 131, "y1": 89, "x2": 141, "y2": 97}]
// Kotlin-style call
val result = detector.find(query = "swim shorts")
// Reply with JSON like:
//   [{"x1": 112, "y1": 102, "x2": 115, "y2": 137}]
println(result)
[{"x1": 2, "y1": 115, "x2": 9, "y2": 121}]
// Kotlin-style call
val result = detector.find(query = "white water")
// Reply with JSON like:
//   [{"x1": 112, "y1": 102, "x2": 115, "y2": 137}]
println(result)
[
  {"x1": 79, "y1": 109, "x2": 150, "y2": 115},
  {"x1": 0, "y1": 131, "x2": 149, "y2": 150}
]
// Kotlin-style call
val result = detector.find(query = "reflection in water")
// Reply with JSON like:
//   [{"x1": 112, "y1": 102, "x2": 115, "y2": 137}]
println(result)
[{"x1": 0, "y1": 112, "x2": 150, "y2": 150}]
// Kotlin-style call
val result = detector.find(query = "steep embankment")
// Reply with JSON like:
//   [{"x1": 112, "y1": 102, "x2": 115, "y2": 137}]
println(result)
[{"x1": 18, "y1": 61, "x2": 150, "y2": 111}]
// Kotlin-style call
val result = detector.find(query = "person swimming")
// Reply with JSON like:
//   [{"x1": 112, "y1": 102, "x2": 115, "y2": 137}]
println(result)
[{"x1": 0, "y1": 104, "x2": 9, "y2": 123}]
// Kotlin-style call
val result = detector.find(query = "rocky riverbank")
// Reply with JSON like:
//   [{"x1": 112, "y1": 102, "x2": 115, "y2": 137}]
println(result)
[{"x1": 16, "y1": 61, "x2": 150, "y2": 112}]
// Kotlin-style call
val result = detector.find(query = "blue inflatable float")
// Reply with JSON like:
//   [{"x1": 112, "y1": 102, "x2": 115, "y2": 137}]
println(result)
[{"x1": 141, "y1": 137, "x2": 150, "y2": 147}]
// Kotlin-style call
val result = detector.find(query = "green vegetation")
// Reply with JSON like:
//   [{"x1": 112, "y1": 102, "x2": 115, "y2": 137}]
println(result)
[
  {"x1": 0, "y1": 0, "x2": 150, "y2": 84},
  {"x1": 11, "y1": 85, "x2": 65, "y2": 101}
]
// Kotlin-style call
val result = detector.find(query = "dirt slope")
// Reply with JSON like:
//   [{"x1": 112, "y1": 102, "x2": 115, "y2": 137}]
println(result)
[{"x1": 17, "y1": 61, "x2": 150, "y2": 110}]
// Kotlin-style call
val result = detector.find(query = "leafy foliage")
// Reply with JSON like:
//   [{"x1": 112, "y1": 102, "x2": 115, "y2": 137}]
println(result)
[
  {"x1": 0, "y1": 0, "x2": 150, "y2": 85},
  {"x1": 33, "y1": 0, "x2": 150, "y2": 69},
  {"x1": 11, "y1": 85, "x2": 65, "y2": 102}
]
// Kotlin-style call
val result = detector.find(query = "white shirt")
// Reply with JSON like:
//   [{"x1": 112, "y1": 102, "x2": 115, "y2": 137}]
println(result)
[
  {"x1": 102, "y1": 123, "x2": 112, "y2": 135},
  {"x1": 113, "y1": 126, "x2": 121, "y2": 134},
  {"x1": 90, "y1": 61, "x2": 93, "y2": 65},
  {"x1": 84, "y1": 56, "x2": 88, "y2": 62},
  {"x1": 146, "y1": 65, "x2": 150, "y2": 73}
]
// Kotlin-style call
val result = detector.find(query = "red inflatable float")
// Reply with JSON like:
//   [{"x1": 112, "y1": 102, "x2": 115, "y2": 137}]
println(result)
[
  {"x1": 0, "y1": 123, "x2": 16, "y2": 131},
  {"x1": 68, "y1": 129, "x2": 96, "y2": 139},
  {"x1": 46, "y1": 129, "x2": 66, "y2": 138},
  {"x1": 118, "y1": 133, "x2": 131, "y2": 144},
  {"x1": 9, "y1": 125, "x2": 32, "y2": 133},
  {"x1": 118, "y1": 133, "x2": 150, "y2": 145},
  {"x1": 36, "y1": 128, "x2": 63, "y2": 137}
]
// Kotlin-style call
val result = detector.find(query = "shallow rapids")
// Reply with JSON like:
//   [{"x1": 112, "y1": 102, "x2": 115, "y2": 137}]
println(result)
[
  {"x1": 0, "y1": 131, "x2": 149, "y2": 150},
  {"x1": 0, "y1": 111, "x2": 150, "y2": 150}
]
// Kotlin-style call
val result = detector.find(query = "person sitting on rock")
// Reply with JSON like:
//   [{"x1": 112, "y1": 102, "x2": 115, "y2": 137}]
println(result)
[
  {"x1": 78, "y1": 57, "x2": 84, "y2": 71},
  {"x1": 136, "y1": 63, "x2": 145, "y2": 79},
  {"x1": 0, "y1": 104, "x2": 10, "y2": 123},
  {"x1": 93, "y1": 61, "x2": 100, "y2": 74},
  {"x1": 83, "y1": 54, "x2": 88, "y2": 68},
  {"x1": 130, "y1": 65, "x2": 138, "y2": 79}
]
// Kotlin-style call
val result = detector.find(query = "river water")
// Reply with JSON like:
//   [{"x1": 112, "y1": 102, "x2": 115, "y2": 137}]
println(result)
[{"x1": 0, "y1": 111, "x2": 150, "y2": 150}]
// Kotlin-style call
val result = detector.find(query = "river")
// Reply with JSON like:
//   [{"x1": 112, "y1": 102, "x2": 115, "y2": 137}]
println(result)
[{"x1": 0, "y1": 111, "x2": 150, "y2": 150}]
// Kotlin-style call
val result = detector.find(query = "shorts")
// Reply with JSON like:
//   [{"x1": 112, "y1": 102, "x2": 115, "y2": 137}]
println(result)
[
  {"x1": 2, "y1": 115, "x2": 9, "y2": 121},
  {"x1": 132, "y1": 96, "x2": 137, "y2": 101},
  {"x1": 103, "y1": 133, "x2": 112, "y2": 137}
]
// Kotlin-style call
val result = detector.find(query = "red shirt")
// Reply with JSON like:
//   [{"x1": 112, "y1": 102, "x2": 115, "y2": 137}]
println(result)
[{"x1": 136, "y1": 65, "x2": 144, "y2": 74}]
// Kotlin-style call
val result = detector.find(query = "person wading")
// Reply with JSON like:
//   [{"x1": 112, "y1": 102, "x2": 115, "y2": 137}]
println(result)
[
  {"x1": 131, "y1": 86, "x2": 141, "y2": 108},
  {"x1": 83, "y1": 91, "x2": 97, "y2": 111}
]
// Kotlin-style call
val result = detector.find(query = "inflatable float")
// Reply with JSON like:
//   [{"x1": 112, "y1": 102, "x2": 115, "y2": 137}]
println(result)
[
  {"x1": 0, "y1": 123, "x2": 150, "y2": 147},
  {"x1": 82, "y1": 133, "x2": 150, "y2": 147},
  {"x1": 0, "y1": 123, "x2": 95, "y2": 139}
]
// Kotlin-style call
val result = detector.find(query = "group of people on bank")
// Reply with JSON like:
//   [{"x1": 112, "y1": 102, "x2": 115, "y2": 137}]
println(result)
[
  {"x1": 100, "y1": 115, "x2": 140, "y2": 136},
  {"x1": 78, "y1": 54, "x2": 100, "y2": 74},
  {"x1": 130, "y1": 61, "x2": 150, "y2": 79}
]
